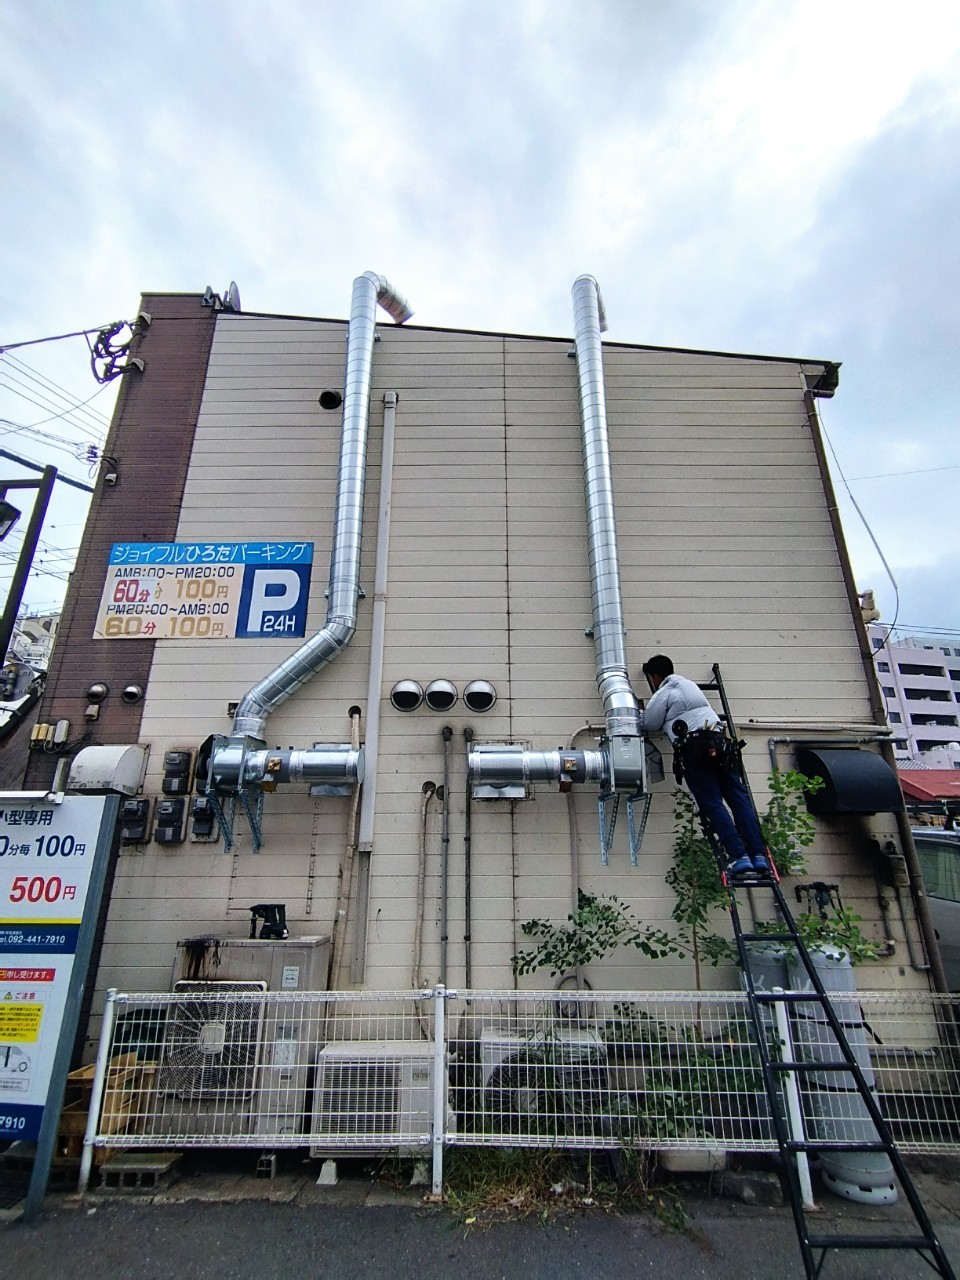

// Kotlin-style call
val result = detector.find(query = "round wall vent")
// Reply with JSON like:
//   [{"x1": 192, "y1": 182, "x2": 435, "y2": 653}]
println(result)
[
  {"x1": 463, "y1": 680, "x2": 497, "y2": 713},
  {"x1": 390, "y1": 680, "x2": 423, "y2": 712},
  {"x1": 424, "y1": 679, "x2": 458, "y2": 712}
]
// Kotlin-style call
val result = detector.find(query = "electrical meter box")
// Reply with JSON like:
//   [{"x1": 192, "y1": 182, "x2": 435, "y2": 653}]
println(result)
[
  {"x1": 154, "y1": 797, "x2": 186, "y2": 844},
  {"x1": 119, "y1": 797, "x2": 151, "y2": 844},
  {"x1": 172, "y1": 935, "x2": 332, "y2": 991},
  {"x1": 162, "y1": 749, "x2": 194, "y2": 795}
]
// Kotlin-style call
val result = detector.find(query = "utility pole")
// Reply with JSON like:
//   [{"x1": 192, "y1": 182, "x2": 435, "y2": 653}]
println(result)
[{"x1": 0, "y1": 465, "x2": 58, "y2": 665}]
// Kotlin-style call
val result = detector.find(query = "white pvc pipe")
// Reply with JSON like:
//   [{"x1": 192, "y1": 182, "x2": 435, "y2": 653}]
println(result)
[
  {"x1": 431, "y1": 984, "x2": 448, "y2": 1197},
  {"x1": 773, "y1": 987, "x2": 815, "y2": 1209},
  {"x1": 79, "y1": 988, "x2": 119, "y2": 1194},
  {"x1": 351, "y1": 392, "x2": 398, "y2": 984}
]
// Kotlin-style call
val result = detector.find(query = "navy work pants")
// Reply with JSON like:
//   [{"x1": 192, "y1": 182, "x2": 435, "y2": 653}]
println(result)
[{"x1": 682, "y1": 755, "x2": 766, "y2": 863}]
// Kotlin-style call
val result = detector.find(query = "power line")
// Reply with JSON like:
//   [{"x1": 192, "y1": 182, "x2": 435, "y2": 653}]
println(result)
[
  {"x1": 0, "y1": 376, "x2": 106, "y2": 442},
  {"x1": 891, "y1": 623, "x2": 960, "y2": 638},
  {"x1": 2, "y1": 353, "x2": 111, "y2": 429},
  {"x1": 0, "y1": 323, "x2": 117, "y2": 355},
  {"x1": 847, "y1": 464, "x2": 960, "y2": 482}
]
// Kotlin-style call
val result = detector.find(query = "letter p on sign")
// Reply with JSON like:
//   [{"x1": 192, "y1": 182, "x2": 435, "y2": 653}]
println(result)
[{"x1": 236, "y1": 566, "x2": 310, "y2": 638}]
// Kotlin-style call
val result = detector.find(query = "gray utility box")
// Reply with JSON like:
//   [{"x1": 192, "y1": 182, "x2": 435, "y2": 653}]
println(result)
[
  {"x1": 161, "y1": 935, "x2": 333, "y2": 1142},
  {"x1": 172, "y1": 935, "x2": 332, "y2": 992}
]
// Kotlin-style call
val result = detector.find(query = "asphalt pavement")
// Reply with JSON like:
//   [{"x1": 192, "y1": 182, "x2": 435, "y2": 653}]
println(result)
[{"x1": 3, "y1": 1153, "x2": 959, "y2": 1280}]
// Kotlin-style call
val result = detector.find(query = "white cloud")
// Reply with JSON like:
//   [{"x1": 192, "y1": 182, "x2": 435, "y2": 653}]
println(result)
[{"x1": 1, "y1": 0, "x2": 958, "y2": 625}]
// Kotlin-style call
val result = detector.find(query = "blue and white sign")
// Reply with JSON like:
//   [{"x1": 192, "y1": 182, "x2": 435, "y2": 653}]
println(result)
[
  {"x1": 94, "y1": 541, "x2": 314, "y2": 641},
  {"x1": 0, "y1": 796, "x2": 112, "y2": 1143}
]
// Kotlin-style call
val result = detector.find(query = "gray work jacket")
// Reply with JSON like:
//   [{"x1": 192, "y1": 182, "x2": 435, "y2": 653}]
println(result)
[{"x1": 637, "y1": 674, "x2": 720, "y2": 744}]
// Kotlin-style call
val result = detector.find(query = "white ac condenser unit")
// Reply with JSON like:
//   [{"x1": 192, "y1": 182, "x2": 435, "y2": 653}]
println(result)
[
  {"x1": 310, "y1": 1041, "x2": 436, "y2": 1157},
  {"x1": 156, "y1": 936, "x2": 331, "y2": 1141},
  {"x1": 480, "y1": 1027, "x2": 608, "y2": 1130}
]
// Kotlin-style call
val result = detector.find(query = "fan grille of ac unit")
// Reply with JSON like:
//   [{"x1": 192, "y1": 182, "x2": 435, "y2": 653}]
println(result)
[
  {"x1": 316, "y1": 1062, "x2": 400, "y2": 1138},
  {"x1": 160, "y1": 980, "x2": 266, "y2": 1101}
]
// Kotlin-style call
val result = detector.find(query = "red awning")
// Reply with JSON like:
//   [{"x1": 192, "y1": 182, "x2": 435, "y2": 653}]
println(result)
[{"x1": 898, "y1": 770, "x2": 960, "y2": 802}]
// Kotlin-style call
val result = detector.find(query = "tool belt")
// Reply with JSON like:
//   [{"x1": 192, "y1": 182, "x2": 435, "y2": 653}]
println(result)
[{"x1": 672, "y1": 723, "x2": 737, "y2": 782}]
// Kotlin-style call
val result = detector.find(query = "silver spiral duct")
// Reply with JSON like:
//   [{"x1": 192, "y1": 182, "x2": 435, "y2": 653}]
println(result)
[
  {"x1": 232, "y1": 272, "x2": 413, "y2": 740},
  {"x1": 572, "y1": 274, "x2": 640, "y2": 741}
]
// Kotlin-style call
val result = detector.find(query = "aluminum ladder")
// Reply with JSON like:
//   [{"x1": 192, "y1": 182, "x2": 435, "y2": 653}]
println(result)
[{"x1": 697, "y1": 664, "x2": 955, "y2": 1280}]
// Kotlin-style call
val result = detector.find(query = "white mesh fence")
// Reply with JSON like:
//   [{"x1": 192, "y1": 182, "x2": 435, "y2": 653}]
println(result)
[{"x1": 81, "y1": 987, "x2": 960, "y2": 1166}]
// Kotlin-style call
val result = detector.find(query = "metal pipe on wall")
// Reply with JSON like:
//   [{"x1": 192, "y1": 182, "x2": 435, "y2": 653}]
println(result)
[
  {"x1": 413, "y1": 781, "x2": 437, "y2": 988},
  {"x1": 329, "y1": 706, "x2": 362, "y2": 989},
  {"x1": 439, "y1": 726, "x2": 452, "y2": 984},
  {"x1": 571, "y1": 274, "x2": 640, "y2": 742},
  {"x1": 231, "y1": 274, "x2": 411, "y2": 742},
  {"x1": 799, "y1": 383, "x2": 948, "y2": 994},
  {"x1": 463, "y1": 727, "x2": 474, "y2": 988},
  {"x1": 351, "y1": 391, "x2": 399, "y2": 984},
  {"x1": 465, "y1": 277, "x2": 645, "y2": 806}
]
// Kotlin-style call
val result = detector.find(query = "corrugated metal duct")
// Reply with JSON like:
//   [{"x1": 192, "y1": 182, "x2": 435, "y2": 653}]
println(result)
[
  {"x1": 571, "y1": 274, "x2": 640, "y2": 742},
  {"x1": 232, "y1": 273, "x2": 412, "y2": 741}
]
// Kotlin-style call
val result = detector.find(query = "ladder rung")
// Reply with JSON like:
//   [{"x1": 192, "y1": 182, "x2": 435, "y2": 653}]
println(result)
[
  {"x1": 771, "y1": 1059, "x2": 859, "y2": 1073},
  {"x1": 753, "y1": 990, "x2": 824, "y2": 1004},
  {"x1": 741, "y1": 932, "x2": 796, "y2": 943},
  {"x1": 807, "y1": 1234, "x2": 934, "y2": 1252},
  {"x1": 784, "y1": 1139, "x2": 889, "y2": 1153}
]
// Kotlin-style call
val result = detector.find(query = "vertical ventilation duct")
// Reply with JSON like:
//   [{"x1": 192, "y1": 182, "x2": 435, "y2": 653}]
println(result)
[
  {"x1": 571, "y1": 274, "x2": 640, "y2": 741},
  {"x1": 232, "y1": 273, "x2": 412, "y2": 740}
]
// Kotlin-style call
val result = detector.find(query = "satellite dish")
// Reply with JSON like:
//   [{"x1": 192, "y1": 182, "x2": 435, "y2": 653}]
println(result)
[{"x1": 223, "y1": 281, "x2": 241, "y2": 313}]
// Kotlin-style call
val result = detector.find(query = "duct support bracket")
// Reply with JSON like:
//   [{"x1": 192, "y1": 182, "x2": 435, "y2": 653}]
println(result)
[
  {"x1": 203, "y1": 732, "x2": 364, "y2": 852},
  {"x1": 469, "y1": 736, "x2": 648, "y2": 864},
  {"x1": 599, "y1": 789, "x2": 650, "y2": 866}
]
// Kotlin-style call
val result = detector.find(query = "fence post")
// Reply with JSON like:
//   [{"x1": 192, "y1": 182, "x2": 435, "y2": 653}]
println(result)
[
  {"x1": 79, "y1": 989, "x2": 119, "y2": 1195},
  {"x1": 772, "y1": 986, "x2": 815, "y2": 1209},
  {"x1": 430, "y1": 984, "x2": 450, "y2": 1197}
]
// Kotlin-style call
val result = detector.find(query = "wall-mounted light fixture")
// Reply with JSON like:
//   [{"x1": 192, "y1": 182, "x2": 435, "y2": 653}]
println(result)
[{"x1": 0, "y1": 499, "x2": 21, "y2": 541}]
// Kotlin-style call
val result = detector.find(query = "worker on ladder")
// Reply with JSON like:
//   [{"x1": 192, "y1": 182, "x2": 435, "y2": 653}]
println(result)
[{"x1": 639, "y1": 654, "x2": 770, "y2": 883}]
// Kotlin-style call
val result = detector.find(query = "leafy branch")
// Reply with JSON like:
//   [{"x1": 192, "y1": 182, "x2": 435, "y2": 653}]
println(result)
[
  {"x1": 512, "y1": 891, "x2": 683, "y2": 978},
  {"x1": 761, "y1": 767, "x2": 824, "y2": 877},
  {"x1": 511, "y1": 768, "x2": 829, "y2": 980}
]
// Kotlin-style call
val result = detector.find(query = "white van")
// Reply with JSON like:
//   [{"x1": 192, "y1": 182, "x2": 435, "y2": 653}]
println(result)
[{"x1": 913, "y1": 828, "x2": 960, "y2": 991}]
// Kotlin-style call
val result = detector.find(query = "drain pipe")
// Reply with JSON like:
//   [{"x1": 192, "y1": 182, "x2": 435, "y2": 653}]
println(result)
[
  {"x1": 463, "y1": 727, "x2": 474, "y2": 988},
  {"x1": 208, "y1": 274, "x2": 411, "y2": 799},
  {"x1": 413, "y1": 781, "x2": 437, "y2": 988},
  {"x1": 350, "y1": 391, "x2": 400, "y2": 984},
  {"x1": 440, "y1": 726, "x2": 453, "y2": 984},
  {"x1": 469, "y1": 277, "x2": 644, "y2": 803},
  {"x1": 329, "y1": 706, "x2": 363, "y2": 989}
]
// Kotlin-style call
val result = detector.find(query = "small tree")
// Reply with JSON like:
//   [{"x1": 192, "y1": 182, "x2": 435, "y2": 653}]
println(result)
[
  {"x1": 761, "y1": 767, "x2": 824, "y2": 876},
  {"x1": 512, "y1": 768, "x2": 832, "y2": 983}
]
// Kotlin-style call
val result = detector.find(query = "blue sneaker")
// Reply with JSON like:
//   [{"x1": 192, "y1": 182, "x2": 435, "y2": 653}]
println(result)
[
  {"x1": 752, "y1": 854, "x2": 772, "y2": 876},
  {"x1": 726, "y1": 856, "x2": 753, "y2": 881}
]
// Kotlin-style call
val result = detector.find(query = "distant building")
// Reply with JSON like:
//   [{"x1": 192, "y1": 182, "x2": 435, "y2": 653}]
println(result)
[
  {"x1": 8, "y1": 610, "x2": 58, "y2": 670},
  {"x1": 867, "y1": 622, "x2": 960, "y2": 768}
]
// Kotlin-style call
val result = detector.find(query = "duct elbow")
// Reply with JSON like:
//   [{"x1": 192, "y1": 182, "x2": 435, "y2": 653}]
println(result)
[
  {"x1": 362, "y1": 271, "x2": 414, "y2": 325},
  {"x1": 572, "y1": 274, "x2": 608, "y2": 334}
]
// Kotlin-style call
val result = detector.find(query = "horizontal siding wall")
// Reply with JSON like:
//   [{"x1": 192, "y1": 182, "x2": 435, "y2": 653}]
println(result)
[{"x1": 92, "y1": 312, "x2": 923, "y2": 1017}]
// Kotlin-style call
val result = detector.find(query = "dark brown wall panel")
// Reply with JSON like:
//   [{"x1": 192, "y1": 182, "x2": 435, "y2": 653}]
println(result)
[{"x1": 23, "y1": 295, "x2": 216, "y2": 786}]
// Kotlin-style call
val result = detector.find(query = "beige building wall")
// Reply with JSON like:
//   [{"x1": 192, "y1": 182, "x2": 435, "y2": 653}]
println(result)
[{"x1": 93, "y1": 311, "x2": 920, "y2": 1007}]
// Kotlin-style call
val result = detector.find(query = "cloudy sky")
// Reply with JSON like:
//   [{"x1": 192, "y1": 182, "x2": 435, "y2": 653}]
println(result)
[{"x1": 2, "y1": 0, "x2": 958, "y2": 636}]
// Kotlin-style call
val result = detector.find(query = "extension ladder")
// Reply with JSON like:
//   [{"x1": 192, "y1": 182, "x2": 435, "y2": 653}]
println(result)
[{"x1": 696, "y1": 664, "x2": 955, "y2": 1280}]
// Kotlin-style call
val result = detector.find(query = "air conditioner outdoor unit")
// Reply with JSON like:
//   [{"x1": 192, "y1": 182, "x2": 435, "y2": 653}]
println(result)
[
  {"x1": 310, "y1": 1041, "x2": 435, "y2": 1157},
  {"x1": 480, "y1": 1027, "x2": 608, "y2": 1133},
  {"x1": 156, "y1": 980, "x2": 267, "y2": 1138},
  {"x1": 155, "y1": 936, "x2": 332, "y2": 1142},
  {"x1": 172, "y1": 935, "x2": 331, "y2": 991}
]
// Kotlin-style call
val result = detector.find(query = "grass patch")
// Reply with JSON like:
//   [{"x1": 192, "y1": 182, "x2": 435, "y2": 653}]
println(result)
[{"x1": 440, "y1": 1146, "x2": 685, "y2": 1231}]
